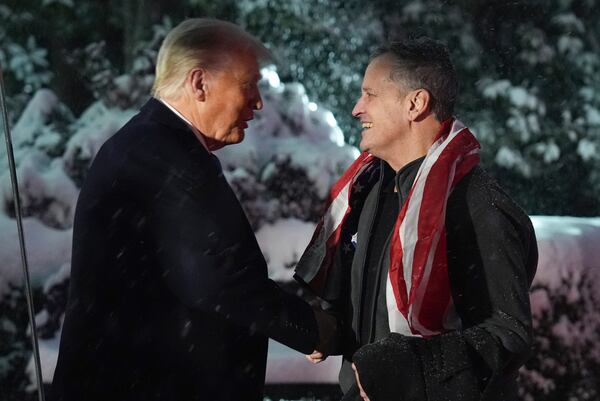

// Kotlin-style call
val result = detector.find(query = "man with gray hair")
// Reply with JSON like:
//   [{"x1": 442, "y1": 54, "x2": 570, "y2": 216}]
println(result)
[
  {"x1": 297, "y1": 38, "x2": 537, "y2": 401},
  {"x1": 51, "y1": 18, "x2": 330, "y2": 401}
]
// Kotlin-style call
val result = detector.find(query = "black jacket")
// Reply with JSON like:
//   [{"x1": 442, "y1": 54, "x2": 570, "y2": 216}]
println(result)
[
  {"x1": 335, "y1": 159, "x2": 537, "y2": 401},
  {"x1": 51, "y1": 98, "x2": 318, "y2": 401}
]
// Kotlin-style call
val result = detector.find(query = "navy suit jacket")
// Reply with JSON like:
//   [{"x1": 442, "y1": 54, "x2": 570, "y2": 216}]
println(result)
[{"x1": 51, "y1": 98, "x2": 318, "y2": 401}]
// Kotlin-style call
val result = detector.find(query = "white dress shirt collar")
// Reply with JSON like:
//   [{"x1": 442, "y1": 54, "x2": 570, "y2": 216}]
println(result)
[{"x1": 158, "y1": 98, "x2": 211, "y2": 153}]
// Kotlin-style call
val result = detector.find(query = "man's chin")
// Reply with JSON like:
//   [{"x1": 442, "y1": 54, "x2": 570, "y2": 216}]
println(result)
[
  {"x1": 220, "y1": 130, "x2": 245, "y2": 148},
  {"x1": 232, "y1": 130, "x2": 245, "y2": 144}
]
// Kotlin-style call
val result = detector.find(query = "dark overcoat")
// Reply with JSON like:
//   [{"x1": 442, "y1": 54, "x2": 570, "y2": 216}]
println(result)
[
  {"x1": 330, "y1": 160, "x2": 537, "y2": 401},
  {"x1": 51, "y1": 98, "x2": 317, "y2": 401}
]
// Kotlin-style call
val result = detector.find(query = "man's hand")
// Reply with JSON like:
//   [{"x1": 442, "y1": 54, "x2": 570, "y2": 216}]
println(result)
[
  {"x1": 352, "y1": 363, "x2": 371, "y2": 401},
  {"x1": 305, "y1": 307, "x2": 339, "y2": 363},
  {"x1": 305, "y1": 350, "x2": 326, "y2": 364}
]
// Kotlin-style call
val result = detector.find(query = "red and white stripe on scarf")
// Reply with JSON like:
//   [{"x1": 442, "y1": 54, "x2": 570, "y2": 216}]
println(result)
[{"x1": 295, "y1": 118, "x2": 481, "y2": 337}]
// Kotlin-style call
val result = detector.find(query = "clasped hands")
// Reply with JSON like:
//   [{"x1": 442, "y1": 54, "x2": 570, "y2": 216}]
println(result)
[
  {"x1": 305, "y1": 307, "x2": 338, "y2": 364},
  {"x1": 305, "y1": 308, "x2": 371, "y2": 401}
]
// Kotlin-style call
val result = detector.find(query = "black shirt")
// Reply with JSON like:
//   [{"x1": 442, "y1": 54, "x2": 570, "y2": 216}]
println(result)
[{"x1": 359, "y1": 157, "x2": 424, "y2": 344}]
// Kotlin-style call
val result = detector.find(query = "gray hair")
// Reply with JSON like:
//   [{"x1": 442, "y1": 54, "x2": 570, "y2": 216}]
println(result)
[
  {"x1": 152, "y1": 18, "x2": 270, "y2": 100},
  {"x1": 372, "y1": 38, "x2": 458, "y2": 121}
]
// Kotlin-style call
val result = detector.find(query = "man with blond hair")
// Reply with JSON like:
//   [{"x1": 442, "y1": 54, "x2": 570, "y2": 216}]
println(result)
[{"x1": 51, "y1": 18, "x2": 330, "y2": 401}]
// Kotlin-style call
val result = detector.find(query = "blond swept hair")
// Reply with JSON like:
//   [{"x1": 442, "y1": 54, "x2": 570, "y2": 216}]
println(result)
[{"x1": 152, "y1": 18, "x2": 269, "y2": 100}]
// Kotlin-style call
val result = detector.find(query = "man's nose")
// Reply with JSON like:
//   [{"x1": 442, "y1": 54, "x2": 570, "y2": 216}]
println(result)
[{"x1": 352, "y1": 97, "x2": 364, "y2": 117}]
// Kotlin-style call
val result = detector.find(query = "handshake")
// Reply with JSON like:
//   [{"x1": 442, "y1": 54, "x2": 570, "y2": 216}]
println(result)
[
  {"x1": 304, "y1": 308, "x2": 372, "y2": 401},
  {"x1": 306, "y1": 307, "x2": 339, "y2": 364}
]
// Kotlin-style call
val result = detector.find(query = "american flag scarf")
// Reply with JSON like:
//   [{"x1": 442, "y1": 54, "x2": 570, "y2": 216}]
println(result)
[{"x1": 295, "y1": 119, "x2": 480, "y2": 337}]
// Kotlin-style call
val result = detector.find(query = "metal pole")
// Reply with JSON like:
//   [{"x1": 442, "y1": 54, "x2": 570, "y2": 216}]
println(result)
[{"x1": 0, "y1": 63, "x2": 46, "y2": 401}]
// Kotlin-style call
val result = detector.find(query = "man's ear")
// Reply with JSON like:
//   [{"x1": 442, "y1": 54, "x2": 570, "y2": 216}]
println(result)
[
  {"x1": 188, "y1": 68, "x2": 208, "y2": 101},
  {"x1": 407, "y1": 89, "x2": 431, "y2": 121}
]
